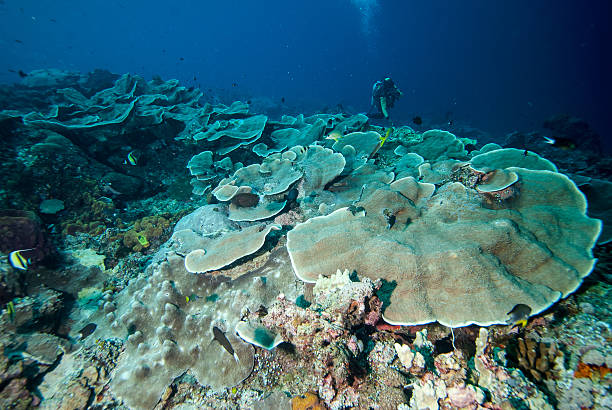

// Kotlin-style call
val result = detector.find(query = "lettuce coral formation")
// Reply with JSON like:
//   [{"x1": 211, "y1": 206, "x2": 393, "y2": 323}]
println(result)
[{"x1": 287, "y1": 168, "x2": 601, "y2": 327}]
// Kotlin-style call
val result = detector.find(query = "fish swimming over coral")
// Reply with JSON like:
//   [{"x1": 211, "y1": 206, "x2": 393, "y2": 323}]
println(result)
[
  {"x1": 213, "y1": 326, "x2": 240, "y2": 362},
  {"x1": 543, "y1": 136, "x2": 576, "y2": 150},
  {"x1": 77, "y1": 323, "x2": 97, "y2": 340},
  {"x1": 8, "y1": 248, "x2": 35, "y2": 270},
  {"x1": 124, "y1": 150, "x2": 139, "y2": 166},
  {"x1": 506, "y1": 304, "x2": 532, "y2": 328}
]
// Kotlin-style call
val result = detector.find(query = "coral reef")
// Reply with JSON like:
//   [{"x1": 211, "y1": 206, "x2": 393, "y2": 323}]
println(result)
[{"x1": 0, "y1": 69, "x2": 609, "y2": 410}]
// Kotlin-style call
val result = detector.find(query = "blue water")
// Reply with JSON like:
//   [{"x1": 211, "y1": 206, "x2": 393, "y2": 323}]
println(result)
[{"x1": 1, "y1": 0, "x2": 610, "y2": 147}]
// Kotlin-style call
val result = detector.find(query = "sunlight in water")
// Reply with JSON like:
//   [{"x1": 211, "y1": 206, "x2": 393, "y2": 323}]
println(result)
[{"x1": 350, "y1": 0, "x2": 379, "y2": 36}]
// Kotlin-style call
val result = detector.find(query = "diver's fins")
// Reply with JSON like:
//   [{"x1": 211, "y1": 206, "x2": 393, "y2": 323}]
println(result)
[{"x1": 380, "y1": 97, "x2": 389, "y2": 118}]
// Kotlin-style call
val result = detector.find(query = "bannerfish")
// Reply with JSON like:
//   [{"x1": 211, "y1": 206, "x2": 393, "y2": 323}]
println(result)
[
  {"x1": 78, "y1": 323, "x2": 97, "y2": 339},
  {"x1": 543, "y1": 136, "x2": 576, "y2": 150},
  {"x1": 8, "y1": 248, "x2": 34, "y2": 270},
  {"x1": 125, "y1": 150, "x2": 138, "y2": 166},
  {"x1": 213, "y1": 326, "x2": 239, "y2": 362},
  {"x1": 506, "y1": 304, "x2": 532, "y2": 328}
]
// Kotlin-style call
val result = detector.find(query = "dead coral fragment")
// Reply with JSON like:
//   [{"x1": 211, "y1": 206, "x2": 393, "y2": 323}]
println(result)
[{"x1": 475, "y1": 169, "x2": 518, "y2": 193}]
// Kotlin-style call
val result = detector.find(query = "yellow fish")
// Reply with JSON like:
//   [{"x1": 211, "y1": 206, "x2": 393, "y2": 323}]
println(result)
[
  {"x1": 8, "y1": 248, "x2": 34, "y2": 270},
  {"x1": 126, "y1": 150, "x2": 138, "y2": 166},
  {"x1": 325, "y1": 130, "x2": 343, "y2": 142},
  {"x1": 380, "y1": 127, "x2": 392, "y2": 147},
  {"x1": 6, "y1": 301, "x2": 15, "y2": 322},
  {"x1": 506, "y1": 303, "x2": 532, "y2": 329},
  {"x1": 137, "y1": 234, "x2": 149, "y2": 248},
  {"x1": 515, "y1": 319, "x2": 528, "y2": 328}
]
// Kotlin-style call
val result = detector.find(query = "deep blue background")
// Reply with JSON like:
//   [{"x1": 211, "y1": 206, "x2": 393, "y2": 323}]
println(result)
[{"x1": 1, "y1": 0, "x2": 610, "y2": 145}]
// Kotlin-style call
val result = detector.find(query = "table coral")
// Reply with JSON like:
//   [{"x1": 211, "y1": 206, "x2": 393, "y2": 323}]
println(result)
[{"x1": 287, "y1": 168, "x2": 601, "y2": 327}]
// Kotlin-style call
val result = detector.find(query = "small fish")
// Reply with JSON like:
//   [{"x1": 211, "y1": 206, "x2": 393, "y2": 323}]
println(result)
[
  {"x1": 125, "y1": 150, "x2": 138, "y2": 166},
  {"x1": 137, "y1": 234, "x2": 149, "y2": 248},
  {"x1": 445, "y1": 111, "x2": 453, "y2": 126},
  {"x1": 232, "y1": 82, "x2": 237, "y2": 87},
  {"x1": 6, "y1": 301, "x2": 15, "y2": 322},
  {"x1": 542, "y1": 136, "x2": 576, "y2": 150},
  {"x1": 193, "y1": 75, "x2": 197, "y2": 81},
  {"x1": 347, "y1": 205, "x2": 366, "y2": 216},
  {"x1": 506, "y1": 304, "x2": 532, "y2": 328},
  {"x1": 246, "y1": 99, "x2": 252, "y2": 104},
  {"x1": 18, "y1": 70, "x2": 27, "y2": 78},
  {"x1": 78, "y1": 323, "x2": 97, "y2": 339},
  {"x1": 412, "y1": 116, "x2": 422, "y2": 125},
  {"x1": 213, "y1": 326, "x2": 240, "y2": 362},
  {"x1": 379, "y1": 127, "x2": 392, "y2": 147},
  {"x1": 325, "y1": 130, "x2": 343, "y2": 142},
  {"x1": 8, "y1": 248, "x2": 34, "y2": 270},
  {"x1": 179, "y1": 57, "x2": 184, "y2": 61},
  {"x1": 281, "y1": 97, "x2": 285, "y2": 103},
  {"x1": 383, "y1": 209, "x2": 396, "y2": 229},
  {"x1": 15, "y1": 39, "x2": 23, "y2": 44}
]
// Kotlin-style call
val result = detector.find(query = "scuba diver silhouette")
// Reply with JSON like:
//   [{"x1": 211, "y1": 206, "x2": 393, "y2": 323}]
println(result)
[{"x1": 370, "y1": 77, "x2": 402, "y2": 119}]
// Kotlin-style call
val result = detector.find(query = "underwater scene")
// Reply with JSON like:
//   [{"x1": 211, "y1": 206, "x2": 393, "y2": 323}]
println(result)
[{"x1": 0, "y1": 1, "x2": 611, "y2": 409}]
